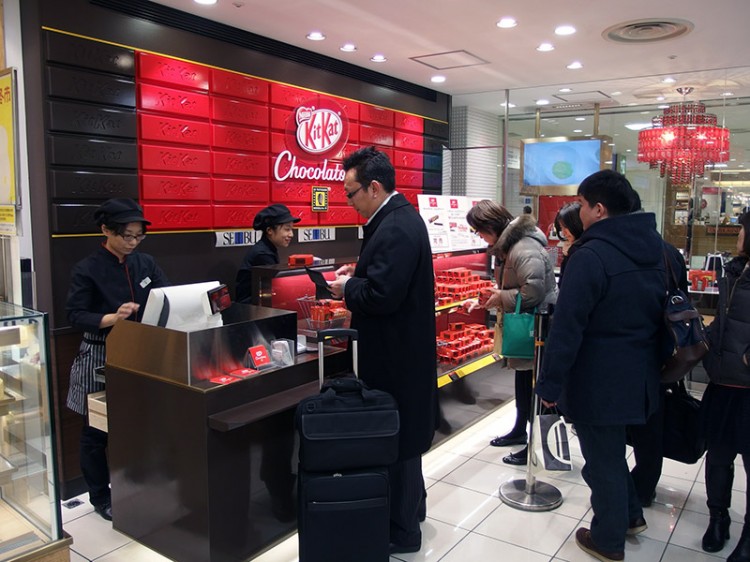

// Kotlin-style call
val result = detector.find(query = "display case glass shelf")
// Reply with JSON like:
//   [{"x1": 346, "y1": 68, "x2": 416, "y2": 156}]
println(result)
[{"x1": 0, "y1": 303, "x2": 67, "y2": 561}]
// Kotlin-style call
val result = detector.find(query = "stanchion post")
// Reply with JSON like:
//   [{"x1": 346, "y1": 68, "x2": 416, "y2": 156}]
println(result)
[{"x1": 498, "y1": 304, "x2": 563, "y2": 511}]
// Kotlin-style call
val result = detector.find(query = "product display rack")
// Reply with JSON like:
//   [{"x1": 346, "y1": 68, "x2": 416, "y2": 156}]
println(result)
[{"x1": 0, "y1": 303, "x2": 70, "y2": 562}]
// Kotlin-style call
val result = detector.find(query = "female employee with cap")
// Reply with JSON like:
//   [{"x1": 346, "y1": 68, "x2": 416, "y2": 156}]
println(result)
[
  {"x1": 66, "y1": 198, "x2": 168, "y2": 521},
  {"x1": 235, "y1": 203, "x2": 301, "y2": 304}
]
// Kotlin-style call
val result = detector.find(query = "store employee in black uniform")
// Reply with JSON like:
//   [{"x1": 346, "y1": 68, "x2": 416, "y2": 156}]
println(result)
[
  {"x1": 235, "y1": 204, "x2": 300, "y2": 303},
  {"x1": 66, "y1": 198, "x2": 168, "y2": 521}
]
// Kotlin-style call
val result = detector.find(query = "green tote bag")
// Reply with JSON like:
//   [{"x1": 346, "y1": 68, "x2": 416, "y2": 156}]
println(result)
[{"x1": 501, "y1": 293, "x2": 536, "y2": 359}]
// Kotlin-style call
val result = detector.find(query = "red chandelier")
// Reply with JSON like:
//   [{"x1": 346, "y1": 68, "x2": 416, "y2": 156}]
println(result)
[{"x1": 637, "y1": 93, "x2": 730, "y2": 185}]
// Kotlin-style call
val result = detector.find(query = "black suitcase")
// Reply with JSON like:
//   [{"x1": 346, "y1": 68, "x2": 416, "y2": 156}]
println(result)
[
  {"x1": 296, "y1": 329, "x2": 396, "y2": 562},
  {"x1": 298, "y1": 467, "x2": 390, "y2": 562},
  {"x1": 296, "y1": 329, "x2": 400, "y2": 472}
]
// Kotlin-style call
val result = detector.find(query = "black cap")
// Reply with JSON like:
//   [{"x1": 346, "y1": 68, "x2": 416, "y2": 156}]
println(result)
[
  {"x1": 94, "y1": 198, "x2": 150, "y2": 226},
  {"x1": 253, "y1": 204, "x2": 301, "y2": 231}
]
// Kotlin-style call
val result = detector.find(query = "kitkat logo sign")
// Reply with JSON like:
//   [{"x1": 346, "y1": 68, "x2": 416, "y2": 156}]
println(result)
[
  {"x1": 273, "y1": 98, "x2": 348, "y2": 183},
  {"x1": 450, "y1": 199, "x2": 459, "y2": 209},
  {"x1": 295, "y1": 105, "x2": 342, "y2": 154}
]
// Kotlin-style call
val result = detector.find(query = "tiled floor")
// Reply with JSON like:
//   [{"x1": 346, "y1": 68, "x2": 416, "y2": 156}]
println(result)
[{"x1": 62, "y1": 383, "x2": 744, "y2": 561}]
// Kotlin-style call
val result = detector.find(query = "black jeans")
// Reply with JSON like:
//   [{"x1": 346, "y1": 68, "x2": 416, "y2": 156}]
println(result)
[
  {"x1": 628, "y1": 386, "x2": 666, "y2": 504},
  {"x1": 80, "y1": 422, "x2": 110, "y2": 508}
]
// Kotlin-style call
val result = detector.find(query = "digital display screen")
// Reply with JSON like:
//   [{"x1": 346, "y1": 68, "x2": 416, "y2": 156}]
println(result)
[{"x1": 522, "y1": 138, "x2": 603, "y2": 188}]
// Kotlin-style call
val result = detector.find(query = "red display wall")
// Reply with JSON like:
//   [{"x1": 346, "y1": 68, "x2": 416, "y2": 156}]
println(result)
[{"x1": 135, "y1": 53, "x2": 429, "y2": 230}]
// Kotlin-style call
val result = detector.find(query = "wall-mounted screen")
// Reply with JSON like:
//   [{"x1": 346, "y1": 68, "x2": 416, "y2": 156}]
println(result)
[{"x1": 520, "y1": 136, "x2": 612, "y2": 195}]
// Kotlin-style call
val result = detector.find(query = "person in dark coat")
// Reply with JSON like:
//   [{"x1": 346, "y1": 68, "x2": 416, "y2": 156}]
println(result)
[
  {"x1": 700, "y1": 211, "x2": 750, "y2": 561},
  {"x1": 66, "y1": 198, "x2": 168, "y2": 520},
  {"x1": 553, "y1": 201, "x2": 584, "y2": 287},
  {"x1": 235, "y1": 204, "x2": 300, "y2": 303},
  {"x1": 329, "y1": 146, "x2": 437, "y2": 555},
  {"x1": 536, "y1": 170, "x2": 665, "y2": 561}
]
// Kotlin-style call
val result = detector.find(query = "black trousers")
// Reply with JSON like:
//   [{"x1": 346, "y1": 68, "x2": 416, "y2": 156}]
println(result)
[
  {"x1": 80, "y1": 421, "x2": 110, "y2": 508},
  {"x1": 388, "y1": 456, "x2": 424, "y2": 546},
  {"x1": 515, "y1": 369, "x2": 533, "y2": 425},
  {"x1": 705, "y1": 443, "x2": 750, "y2": 523},
  {"x1": 628, "y1": 386, "x2": 666, "y2": 504},
  {"x1": 576, "y1": 422, "x2": 643, "y2": 553}
]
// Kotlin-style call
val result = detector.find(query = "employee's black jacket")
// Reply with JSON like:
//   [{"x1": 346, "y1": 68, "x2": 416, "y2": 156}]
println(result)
[
  {"x1": 66, "y1": 244, "x2": 169, "y2": 334},
  {"x1": 235, "y1": 235, "x2": 278, "y2": 304}
]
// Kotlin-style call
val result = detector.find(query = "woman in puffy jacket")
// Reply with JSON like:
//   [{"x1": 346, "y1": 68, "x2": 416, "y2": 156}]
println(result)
[
  {"x1": 466, "y1": 200, "x2": 558, "y2": 465},
  {"x1": 701, "y1": 211, "x2": 750, "y2": 561}
]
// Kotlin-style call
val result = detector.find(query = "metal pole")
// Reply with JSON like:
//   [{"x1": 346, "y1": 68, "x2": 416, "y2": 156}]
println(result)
[{"x1": 499, "y1": 305, "x2": 563, "y2": 511}]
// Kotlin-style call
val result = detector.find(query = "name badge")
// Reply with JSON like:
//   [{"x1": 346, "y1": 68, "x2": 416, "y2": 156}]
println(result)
[{"x1": 140, "y1": 277, "x2": 152, "y2": 289}]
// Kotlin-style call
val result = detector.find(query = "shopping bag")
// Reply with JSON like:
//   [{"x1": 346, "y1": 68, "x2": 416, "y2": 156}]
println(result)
[
  {"x1": 662, "y1": 381, "x2": 705, "y2": 464},
  {"x1": 532, "y1": 413, "x2": 572, "y2": 471},
  {"x1": 501, "y1": 294, "x2": 535, "y2": 359}
]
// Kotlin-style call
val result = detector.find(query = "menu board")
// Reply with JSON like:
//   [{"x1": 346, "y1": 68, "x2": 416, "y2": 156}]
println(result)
[{"x1": 417, "y1": 194, "x2": 487, "y2": 252}]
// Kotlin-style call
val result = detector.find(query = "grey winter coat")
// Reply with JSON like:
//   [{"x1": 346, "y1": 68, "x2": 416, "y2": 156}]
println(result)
[{"x1": 491, "y1": 214, "x2": 558, "y2": 370}]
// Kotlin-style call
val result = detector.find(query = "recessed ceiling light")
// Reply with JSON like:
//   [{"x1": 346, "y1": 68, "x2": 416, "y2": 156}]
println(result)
[
  {"x1": 370, "y1": 54, "x2": 387, "y2": 63},
  {"x1": 658, "y1": 104, "x2": 669, "y2": 109},
  {"x1": 536, "y1": 99, "x2": 550, "y2": 106},
  {"x1": 566, "y1": 61, "x2": 583, "y2": 70},
  {"x1": 626, "y1": 149, "x2": 632, "y2": 152},
  {"x1": 625, "y1": 122, "x2": 652, "y2": 131},
  {"x1": 610, "y1": 91, "x2": 622, "y2": 96},
  {"x1": 194, "y1": 0, "x2": 217, "y2": 4},
  {"x1": 662, "y1": 77, "x2": 676, "y2": 83},
  {"x1": 500, "y1": 101, "x2": 517, "y2": 108},
  {"x1": 306, "y1": 31, "x2": 326, "y2": 41},
  {"x1": 656, "y1": 96, "x2": 665, "y2": 101},
  {"x1": 575, "y1": 117, "x2": 586, "y2": 121},
  {"x1": 721, "y1": 91, "x2": 734, "y2": 96},
  {"x1": 431, "y1": 75, "x2": 446, "y2": 84},
  {"x1": 496, "y1": 17, "x2": 517, "y2": 28},
  {"x1": 627, "y1": 102, "x2": 638, "y2": 106},
  {"x1": 559, "y1": 88, "x2": 573, "y2": 93},
  {"x1": 555, "y1": 25, "x2": 576, "y2": 36},
  {"x1": 537, "y1": 42, "x2": 555, "y2": 52},
  {"x1": 340, "y1": 43, "x2": 357, "y2": 52},
  {"x1": 573, "y1": 129, "x2": 582, "y2": 133}
]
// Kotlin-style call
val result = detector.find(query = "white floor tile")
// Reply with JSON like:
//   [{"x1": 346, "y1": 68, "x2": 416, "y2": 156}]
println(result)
[
  {"x1": 422, "y1": 451, "x2": 470, "y2": 481},
  {"x1": 636, "y1": 502, "x2": 681, "y2": 543},
  {"x1": 424, "y1": 481, "x2": 500, "y2": 531},
  {"x1": 95, "y1": 541, "x2": 173, "y2": 561},
  {"x1": 441, "y1": 457, "x2": 520, "y2": 496},
  {"x1": 439, "y1": 531, "x2": 550, "y2": 561},
  {"x1": 60, "y1": 493, "x2": 94, "y2": 524},
  {"x1": 651, "y1": 473, "x2": 695, "y2": 510},
  {"x1": 661, "y1": 457, "x2": 704, "y2": 482},
  {"x1": 68, "y1": 550, "x2": 88, "y2": 562},
  {"x1": 661, "y1": 542, "x2": 727, "y2": 561},
  {"x1": 473, "y1": 505, "x2": 580, "y2": 556},
  {"x1": 671, "y1": 506, "x2": 739, "y2": 555},
  {"x1": 63, "y1": 511, "x2": 131, "y2": 561},
  {"x1": 251, "y1": 534, "x2": 298, "y2": 562},
  {"x1": 389, "y1": 519, "x2": 469, "y2": 562}
]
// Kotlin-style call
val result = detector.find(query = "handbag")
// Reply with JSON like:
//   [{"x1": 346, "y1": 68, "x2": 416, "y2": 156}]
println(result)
[
  {"x1": 501, "y1": 293, "x2": 536, "y2": 359},
  {"x1": 662, "y1": 380, "x2": 706, "y2": 464},
  {"x1": 531, "y1": 410, "x2": 572, "y2": 472}
]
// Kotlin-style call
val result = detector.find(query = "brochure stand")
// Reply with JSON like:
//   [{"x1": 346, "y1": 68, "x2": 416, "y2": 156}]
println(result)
[{"x1": 499, "y1": 306, "x2": 563, "y2": 511}]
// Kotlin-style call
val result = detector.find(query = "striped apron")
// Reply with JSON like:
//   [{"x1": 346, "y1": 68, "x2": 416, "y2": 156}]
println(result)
[{"x1": 66, "y1": 332, "x2": 106, "y2": 415}]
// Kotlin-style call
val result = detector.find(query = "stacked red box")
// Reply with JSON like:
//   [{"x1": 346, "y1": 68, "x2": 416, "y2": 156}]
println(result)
[
  {"x1": 434, "y1": 267, "x2": 495, "y2": 306},
  {"x1": 435, "y1": 323, "x2": 494, "y2": 364},
  {"x1": 310, "y1": 300, "x2": 349, "y2": 323}
]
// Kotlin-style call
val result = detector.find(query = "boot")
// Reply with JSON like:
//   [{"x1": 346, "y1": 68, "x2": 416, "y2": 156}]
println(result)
[
  {"x1": 729, "y1": 530, "x2": 750, "y2": 562},
  {"x1": 702, "y1": 509, "x2": 731, "y2": 553}
]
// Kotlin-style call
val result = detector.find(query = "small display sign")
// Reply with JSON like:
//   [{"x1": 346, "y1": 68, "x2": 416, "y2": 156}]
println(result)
[{"x1": 312, "y1": 186, "x2": 329, "y2": 211}]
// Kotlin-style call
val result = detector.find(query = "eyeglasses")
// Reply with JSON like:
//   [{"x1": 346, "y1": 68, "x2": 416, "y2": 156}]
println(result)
[
  {"x1": 345, "y1": 182, "x2": 370, "y2": 199},
  {"x1": 118, "y1": 233, "x2": 146, "y2": 243}
]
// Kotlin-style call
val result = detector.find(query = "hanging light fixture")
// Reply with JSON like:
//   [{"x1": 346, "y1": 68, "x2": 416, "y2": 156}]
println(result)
[{"x1": 637, "y1": 87, "x2": 730, "y2": 185}]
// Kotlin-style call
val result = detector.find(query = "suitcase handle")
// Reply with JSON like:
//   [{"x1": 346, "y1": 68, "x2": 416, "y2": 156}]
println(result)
[{"x1": 317, "y1": 329, "x2": 358, "y2": 388}]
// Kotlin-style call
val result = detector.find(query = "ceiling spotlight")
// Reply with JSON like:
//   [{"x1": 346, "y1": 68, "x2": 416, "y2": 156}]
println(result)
[
  {"x1": 662, "y1": 77, "x2": 677, "y2": 83},
  {"x1": 559, "y1": 88, "x2": 573, "y2": 93},
  {"x1": 431, "y1": 75, "x2": 446, "y2": 84},
  {"x1": 555, "y1": 25, "x2": 576, "y2": 36},
  {"x1": 306, "y1": 31, "x2": 326, "y2": 41},
  {"x1": 537, "y1": 42, "x2": 555, "y2": 52},
  {"x1": 370, "y1": 54, "x2": 387, "y2": 63},
  {"x1": 573, "y1": 129, "x2": 583, "y2": 133},
  {"x1": 340, "y1": 43, "x2": 357, "y2": 52},
  {"x1": 194, "y1": 0, "x2": 217, "y2": 4},
  {"x1": 496, "y1": 17, "x2": 517, "y2": 28},
  {"x1": 575, "y1": 117, "x2": 586, "y2": 121},
  {"x1": 500, "y1": 101, "x2": 517, "y2": 108},
  {"x1": 656, "y1": 96, "x2": 665, "y2": 101},
  {"x1": 721, "y1": 91, "x2": 734, "y2": 96},
  {"x1": 566, "y1": 61, "x2": 583, "y2": 70},
  {"x1": 658, "y1": 104, "x2": 669, "y2": 109},
  {"x1": 536, "y1": 99, "x2": 550, "y2": 106},
  {"x1": 610, "y1": 91, "x2": 622, "y2": 96}
]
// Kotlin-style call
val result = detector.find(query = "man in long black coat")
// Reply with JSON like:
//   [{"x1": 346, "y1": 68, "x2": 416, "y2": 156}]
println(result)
[{"x1": 329, "y1": 146, "x2": 437, "y2": 555}]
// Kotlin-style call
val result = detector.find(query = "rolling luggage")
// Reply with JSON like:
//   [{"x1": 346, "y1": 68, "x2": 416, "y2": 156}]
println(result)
[{"x1": 296, "y1": 329, "x2": 398, "y2": 562}]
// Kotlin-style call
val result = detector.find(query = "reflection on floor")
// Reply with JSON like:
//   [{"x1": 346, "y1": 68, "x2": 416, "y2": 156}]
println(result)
[{"x1": 62, "y1": 378, "x2": 738, "y2": 561}]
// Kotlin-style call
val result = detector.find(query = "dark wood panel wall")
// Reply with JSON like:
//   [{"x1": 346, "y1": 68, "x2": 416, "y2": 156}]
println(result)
[{"x1": 20, "y1": 0, "x2": 450, "y2": 497}]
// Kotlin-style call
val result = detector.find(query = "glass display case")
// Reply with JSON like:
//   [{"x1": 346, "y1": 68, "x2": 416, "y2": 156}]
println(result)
[{"x1": 0, "y1": 303, "x2": 69, "y2": 561}]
